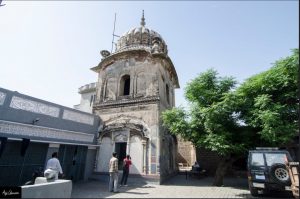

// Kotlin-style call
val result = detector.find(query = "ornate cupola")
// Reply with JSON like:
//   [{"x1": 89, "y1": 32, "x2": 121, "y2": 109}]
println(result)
[{"x1": 115, "y1": 11, "x2": 168, "y2": 55}]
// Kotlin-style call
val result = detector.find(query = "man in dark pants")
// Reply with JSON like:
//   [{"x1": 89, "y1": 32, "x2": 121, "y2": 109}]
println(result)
[
  {"x1": 120, "y1": 155, "x2": 131, "y2": 186},
  {"x1": 109, "y1": 152, "x2": 119, "y2": 193}
]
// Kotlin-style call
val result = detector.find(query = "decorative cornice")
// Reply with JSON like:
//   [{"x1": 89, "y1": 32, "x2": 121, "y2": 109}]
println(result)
[
  {"x1": 91, "y1": 49, "x2": 179, "y2": 89},
  {"x1": 93, "y1": 96, "x2": 160, "y2": 109},
  {"x1": 91, "y1": 49, "x2": 150, "y2": 73},
  {"x1": 0, "y1": 120, "x2": 95, "y2": 143},
  {"x1": 115, "y1": 45, "x2": 152, "y2": 55}
]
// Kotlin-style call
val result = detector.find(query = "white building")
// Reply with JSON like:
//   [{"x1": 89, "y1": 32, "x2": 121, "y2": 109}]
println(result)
[{"x1": 74, "y1": 83, "x2": 96, "y2": 113}]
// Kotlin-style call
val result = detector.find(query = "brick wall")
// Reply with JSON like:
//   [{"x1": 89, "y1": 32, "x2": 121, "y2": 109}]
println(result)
[
  {"x1": 196, "y1": 147, "x2": 221, "y2": 175},
  {"x1": 176, "y1": 136, "x2": 195, "y2": 166}
]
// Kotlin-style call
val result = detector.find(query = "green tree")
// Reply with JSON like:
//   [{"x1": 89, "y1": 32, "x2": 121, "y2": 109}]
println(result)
[
  {"x1": 163, "y1": 69, "x2": 249, "y2": 186},
  {"x1": 237, "y1": 49, "x2": 299, "y2": 145},
  {"x1": 162, "y1": 49, "x2": 299, "y2": 186}
]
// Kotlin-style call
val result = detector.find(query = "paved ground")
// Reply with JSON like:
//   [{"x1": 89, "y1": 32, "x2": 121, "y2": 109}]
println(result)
[
  {"x1": 71, "y1": 174, "x2": 293, "y2": 198},
  {"x1": 72, "y1": 174, "x2": 249, "y2": 198}
]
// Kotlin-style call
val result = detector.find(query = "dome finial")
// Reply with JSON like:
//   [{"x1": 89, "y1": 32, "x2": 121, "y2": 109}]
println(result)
[{"x1": 141, "y1": 10, "x2": 146, "y2": 26}]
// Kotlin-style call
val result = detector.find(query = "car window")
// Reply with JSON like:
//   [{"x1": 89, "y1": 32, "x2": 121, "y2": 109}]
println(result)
[
  {"x1": 265, "y1": 153, "x2": 287, "y2": 166},
  {"x1": 251, "y1": 153, "x2": 265, "y2": 166}
]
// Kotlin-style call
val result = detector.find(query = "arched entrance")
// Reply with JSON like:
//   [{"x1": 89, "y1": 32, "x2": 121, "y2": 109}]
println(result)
[{"x1": 96, "y1": 116, "x2": 149, "y2": 174}]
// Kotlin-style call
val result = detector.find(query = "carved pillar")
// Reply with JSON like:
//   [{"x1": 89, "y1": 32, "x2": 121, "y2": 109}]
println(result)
[
  {"x1": 96, "y1": 77, "x2": 102, "y2": 103},
  {"x1": 142, "y1": 139, "x2": 147, "y2": 174},
  {"x1": 127, "y1": 130, "x2": 131, "y2": 155},
  {"x1": 95, "y1": 133, "x2": 103, "y2": 172},
  {"x1": 112, "y1": 132, "x2": 115, "y2": 152},
  {"x1": 95, "y1": 144, "x2": 101, "y2": 171},
  {"x1": 134, "y1": 74, "x2": 137, "y2": 97},
  {"x1": 101, "y1": 78, "x2": 107, "y2": 102}
]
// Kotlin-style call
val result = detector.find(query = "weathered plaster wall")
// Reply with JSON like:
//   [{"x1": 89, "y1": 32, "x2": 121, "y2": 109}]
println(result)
[
  {"x1": 94, "y1": 103, "x2": 160, "y2": 174},
  {"x1": 93, "y1": 49, "x2": 178, "y2": 181}
]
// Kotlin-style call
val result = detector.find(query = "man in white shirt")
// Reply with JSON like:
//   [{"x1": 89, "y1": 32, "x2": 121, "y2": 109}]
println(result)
[{"x1": 45, "y1": 152, "x2": 63, "y2": 180}]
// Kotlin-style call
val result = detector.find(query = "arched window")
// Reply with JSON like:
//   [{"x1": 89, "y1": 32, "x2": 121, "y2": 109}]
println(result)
[
  {"x1": 120, "y1": 75, "x2": 130, "y2": 96},
  {"x1": 166, "y1": 84, "x2": 170, "y2": 104}
]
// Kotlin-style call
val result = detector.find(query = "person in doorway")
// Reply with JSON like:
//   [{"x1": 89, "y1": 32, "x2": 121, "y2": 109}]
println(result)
[
  {"x1": 192, "y1": 161, "x2": 201, "y2": 172},
  {"x1": 45, "y1": 152, "x2": 63, "y2": 180},
  {"x1": 109, "y1": 152, "x2": 119, "y2": 193},
  {"x1": 120, "y1": 155, "x2": 132, "y2": 186}
]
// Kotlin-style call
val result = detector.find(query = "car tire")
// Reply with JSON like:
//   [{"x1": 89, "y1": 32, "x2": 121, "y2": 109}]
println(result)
[
  {"x1": 269, "y1": 163, "x2": 290, "y2": 185},
  {"x1": 249, "y1": 186, "x2": 259, "y2": 197}
]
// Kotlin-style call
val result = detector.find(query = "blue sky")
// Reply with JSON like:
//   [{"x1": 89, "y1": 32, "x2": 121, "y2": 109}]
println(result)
[{"x1": 0, "y1": 1, "x2": 298, "y2": 109}]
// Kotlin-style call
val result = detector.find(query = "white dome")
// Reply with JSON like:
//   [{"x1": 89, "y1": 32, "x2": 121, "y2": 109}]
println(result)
[{"x1": 115, "y1": 13, "x2": 168, "y2": 55}]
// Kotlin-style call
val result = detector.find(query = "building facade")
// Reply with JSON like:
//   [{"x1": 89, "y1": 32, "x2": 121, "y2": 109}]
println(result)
[
  {"x1": 91, "y1": 13, "x2": 180, "y2": 183},
  {"x1": 0, "y1": 87, "x2": 100, "y2": 186}
]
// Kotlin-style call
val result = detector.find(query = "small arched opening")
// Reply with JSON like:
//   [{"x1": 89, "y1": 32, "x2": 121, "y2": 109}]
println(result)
[
  {"x1": 166, "y1": 84, "x2": 170, "y2": 104},
  {"x1": 120, "y1": 75, "x2": 130, "y2": 96}
]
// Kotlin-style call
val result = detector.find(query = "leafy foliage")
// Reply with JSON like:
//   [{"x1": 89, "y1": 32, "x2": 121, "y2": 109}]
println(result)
[
  {"x1": 237, "y1": 49, "x2": 299, "y2": 145},
  {"x1": 163, "y1": 69, "x2": 248, "y2": 156},
  {"x1": 162, "y1": 49, "x2": 299, "y2": 156}
]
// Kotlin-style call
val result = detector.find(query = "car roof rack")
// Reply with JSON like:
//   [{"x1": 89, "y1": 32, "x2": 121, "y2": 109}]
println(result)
[{"x1": 255, "y1": 147, "x2": 279, "y2": 150}]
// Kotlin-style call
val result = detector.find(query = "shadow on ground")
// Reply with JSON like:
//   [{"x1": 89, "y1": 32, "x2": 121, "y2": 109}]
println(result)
[
  {"x1": 163, "y1": 172, "x2": 249, "y2": 190},
  {"x1": 236, "y1": 192, "x2": 294, "y2": 199},
  {"x1": 72, "y1": 173, "x2": 251, "y2": 198}
]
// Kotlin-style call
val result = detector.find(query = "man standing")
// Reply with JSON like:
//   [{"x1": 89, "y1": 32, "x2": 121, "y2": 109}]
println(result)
[
  {"x1": 109, "y1": 152, "x2": 119, "y2": 193},
  {"x1": 45, "y1": 152, "x2": 63, "y2": 180},
  {"x1": 120, "y1": 155, "x2": 132, "y2": 186}
]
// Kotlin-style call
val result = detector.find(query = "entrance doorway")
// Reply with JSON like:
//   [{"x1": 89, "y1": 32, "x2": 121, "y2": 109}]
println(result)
[
  {"x1": 58, "y1": 145, "x2": 87, "y2": 182},
  {"x1": 115, "y1": 142, "x2": 127, "y2": 170}
]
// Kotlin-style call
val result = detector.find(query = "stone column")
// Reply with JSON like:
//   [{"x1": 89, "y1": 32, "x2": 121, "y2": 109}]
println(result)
[
  {"x1": 126, "y1": 130, "x2": 131, "y2": 155},
  {"x1": 112, "y1": 132, "x2": 115, "y2": 152},
  {"x1": 142, "y1": 139, "x2": 147, "y2": 174},
  {"x1": 84, "y1": 146, "x2": 97, "y2": 181},
  {"x1": 95, "y1": 144, "x2": 101, "y2": 172},
  {"x1": 45, "y1": 143, "x2": 60, "y2": 169}
]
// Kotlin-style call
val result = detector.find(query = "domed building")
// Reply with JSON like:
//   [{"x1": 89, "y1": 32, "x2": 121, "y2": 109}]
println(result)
[{"x1": 91, "y1": 12, "x2": 180, "y2": 183}]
